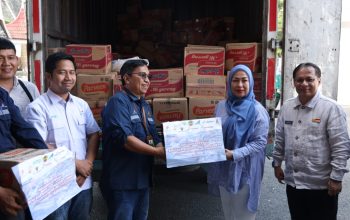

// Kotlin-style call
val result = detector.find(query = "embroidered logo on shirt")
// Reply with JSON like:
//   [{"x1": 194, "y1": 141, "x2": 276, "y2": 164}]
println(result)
[
  {"x1": 131, "y1": 115, "x2": 140, "y2": 120},
  {"x1": 285, "y1": 120, "x2": 293, "y2": 125},
  {"x1": 0, "y1": 104, "x2": 10, "y2": 115},
  {"x1": 312, "y1": 118, "x2": 321, "y2": 123}
]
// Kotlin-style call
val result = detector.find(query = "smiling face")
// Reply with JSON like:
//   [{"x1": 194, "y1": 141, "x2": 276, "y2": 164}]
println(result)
[
  {"x1": 123, "y1": 65, "x2": 150, "y2": 98},
  {"x1": 231, "y1": 70, "x2": 250, "y2": 98},
  {"x1": 294, "y1": 66, "x2": 320, "y2": 104},
  {"x1": 0, "y1": 49, "x2": 19, "y2": 80},
  {"x1": 47, "y1": 59, "x2": 76, "y2": 99}
]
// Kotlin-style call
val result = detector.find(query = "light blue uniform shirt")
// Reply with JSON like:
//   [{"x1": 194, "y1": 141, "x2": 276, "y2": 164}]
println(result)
[{"x1": 25, "y1": 89, "x2": 100, "y2": 190}]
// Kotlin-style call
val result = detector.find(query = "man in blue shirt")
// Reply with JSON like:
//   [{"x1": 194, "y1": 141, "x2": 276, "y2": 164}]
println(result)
[
  {"x1": 100, "y1": 59, "x2": 165, "y2": 220},
  {"x1": 0, "y1": 86, "x2": 47, "y2": 218}
]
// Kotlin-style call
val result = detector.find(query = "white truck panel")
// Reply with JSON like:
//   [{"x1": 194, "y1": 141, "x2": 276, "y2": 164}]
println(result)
[{"x1": 282, "y1": 0, "x2": 341, "y2": 102}]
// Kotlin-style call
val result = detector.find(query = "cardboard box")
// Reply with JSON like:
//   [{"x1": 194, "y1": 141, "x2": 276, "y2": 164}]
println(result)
[
  {"x1": 65, "y1": 44, "x2": 112, "y2": 74},
  {"x1": 0, "y1": 149, "x2": 50, "y2": 192},
  {"x1": 77, "y1": 74, "x2": 113, "y2": 101},
  {"x1": 225, "y1": 42, "x2": 258, "y2": 71},
  {"x1": 188, "y1": 97, "x2": 222, "y2": 119},
  {"x1": 186, "y1": 75, "x2": 226, "y2": 98},
  {"x1": 152, "y1": 98, "x2": 188, "y2": 126},
  {"x1": 184, "y1": 45, "x2": 225, "y2": 76},
  {"x1": 146, "y1": 68, "x2": 184, "y2": 98},
  {"x1": 87, "y1": 100, "x2": 107, "y2": 126},
  {"x1": 110, "y1": 72, "x2": 123, "y2": 95},
  {"x1": 0, "y1": 148, "x2": 81, "y2": 220}
]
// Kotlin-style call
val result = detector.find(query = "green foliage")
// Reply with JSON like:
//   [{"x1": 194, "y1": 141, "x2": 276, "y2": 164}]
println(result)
[{"x1": 276, "y1": 0, "x2": 284, "y2": 57}]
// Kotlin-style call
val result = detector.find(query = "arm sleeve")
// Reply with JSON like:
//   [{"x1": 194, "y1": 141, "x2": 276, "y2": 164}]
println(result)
[
  {"x1": 83, "y1": 101, "x2": 101, "y2": 135},
  {"x1": 327, "y1": 105, "x2": 350, "y2": 181},
  {"x1": 102, "y1": 96, "x2": 133, "y2": 148},
  {"x1": 9, "y1": 97, "x2": 47, "y2": 149},
  {"x1": 233, "y1": 105, "x2": 270, "y2": 162},
  {"x1": 25, "y1": 104, "x2": 49, "y2": 143},
  {"x1": 272, "y1": 106, "x2": 286, "y2": 166}
]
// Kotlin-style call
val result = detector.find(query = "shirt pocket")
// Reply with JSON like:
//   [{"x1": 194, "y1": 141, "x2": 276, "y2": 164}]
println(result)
[
  {"x1": 306, "y1": 124, "x2": 329, "y2": 164},
  {"x1": 131, "y1": 116, "x2": 145, "y2": 138},
  {"x1": 47, "y1": 118, "x2": 67, "y2": 144}
]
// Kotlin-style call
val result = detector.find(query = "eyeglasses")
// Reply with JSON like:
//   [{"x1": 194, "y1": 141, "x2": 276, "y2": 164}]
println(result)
[
  {"x1": 131, "y1": 72, "x2": 151, "y2": 80},
  {"x1": 294, "y1": 77, "x2": 317, "y2": 85}
]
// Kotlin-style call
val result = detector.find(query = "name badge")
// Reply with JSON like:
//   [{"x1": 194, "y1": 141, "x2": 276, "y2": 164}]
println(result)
[
  {"x1": 285, "y1": 120, "x2": 293, "y2": 125},
  {"x1": 146, "y1": 135, "x2": 155, "y2": 147}
]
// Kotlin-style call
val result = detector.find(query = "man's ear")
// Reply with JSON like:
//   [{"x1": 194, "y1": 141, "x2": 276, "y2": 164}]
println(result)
[{"x1": 123, "y1": 74, "x2": 130, "y2": 84}]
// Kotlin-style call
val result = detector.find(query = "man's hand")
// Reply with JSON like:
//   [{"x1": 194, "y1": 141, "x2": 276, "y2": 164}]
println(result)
[
  {"x1": 274, "y1": 166, "x2": 285, "y2": 184},
  {"x1": 328, "y1": 179, "x2": 342, "y2": 196},
  {"x1": 76, "y1": 175, "x2": 87, "y2": 187},
  {"x1": 225, "y1": 149, "x2": 233, "y2": 161},
  {"x1": 154, "y1": 146, "x2": 166, "y2": 159},
  {"x1": 76, "y1": 159, "x2": 93, "y2": 178},
  {"x1": 0, "y1": 187, "x2": 24, "y2": 216}
]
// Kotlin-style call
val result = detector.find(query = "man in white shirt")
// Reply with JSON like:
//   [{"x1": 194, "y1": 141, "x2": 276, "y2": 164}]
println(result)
[
  {"x1": 26, "y1": 52, "x2": 100, "y2": 220},
  {"x1": 272, "y1": 62, "x2": 350, "y2": 220},
  {"x1": 0, "y1": 38, "x2": 39, "y2": 116}
]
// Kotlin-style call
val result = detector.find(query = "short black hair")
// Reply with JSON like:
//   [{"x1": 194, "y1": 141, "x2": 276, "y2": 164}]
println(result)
[
  {"x1": 0, "y1": 37, "x2": 16, "y2": 53},
  {"x1": 45, "y1": 52, "x2": 76, "y2": 74},
  {"x1": 120, "y1": 59, "x2": 148, "y2": 85},
  {"x1": 293, "y1": 62, "x2": 321, "y2": 79}
]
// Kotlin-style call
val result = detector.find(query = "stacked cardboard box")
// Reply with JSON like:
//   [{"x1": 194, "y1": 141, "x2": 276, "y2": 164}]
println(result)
[
  {"x1": 65, "y1": 44, "x2": 113, "y2": 125},
  {"x1": 184, "y1": 45, "x2": 225, "y2": 76},
  {"x1": 186, "y1": 75, "x2": 226, "y2": 98},
  {"x1": 152, "y1": 98, "x2": 188, "y2": 126},
  {"x1": 188, "y1": 98, "x2": 221, "y2": 120},
  {"x1": 66, "y1": 44, "x2": 112, "y2": 74},
  {"x1": 225, "y1": 43, "x2": 259, "y2": 72},
  {"x1": 146, "y1": 68, "x2": 184, "y2": 98}
]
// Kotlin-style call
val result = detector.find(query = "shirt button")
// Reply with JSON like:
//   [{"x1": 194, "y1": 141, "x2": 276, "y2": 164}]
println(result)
[
  {"x1": 295, "y1": 136, "x2": 299, "y2": 140},
  {"x1": 298, "y1": 120, "x2": 301, "y2": 124},
  {"x1": 301, "y1": 106, "x2": 305, "y2": 109}
]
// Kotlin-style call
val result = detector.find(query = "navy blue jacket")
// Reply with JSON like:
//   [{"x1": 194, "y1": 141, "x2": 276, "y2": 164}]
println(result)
[
  {"x1": 0, "y1": 87, "x2": 47, "y2": 153},
  {"x1": 100, "y1": 88, "x2": 161, "y2": 191}
]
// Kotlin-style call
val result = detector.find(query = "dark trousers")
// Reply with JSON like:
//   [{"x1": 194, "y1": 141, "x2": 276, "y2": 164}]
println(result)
[
  {"x1": 105, "y1": 188, "x2": 150, "y2": 220},
  {"x1": 286, "y1": 185, "x2": 338, "y2": 220}
]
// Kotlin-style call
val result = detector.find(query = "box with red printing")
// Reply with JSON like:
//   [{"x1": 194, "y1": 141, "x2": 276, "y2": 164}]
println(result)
[
  {"x1": 86, "y1": 100, "x2": 106, "y2": 125},
  {"x1": 152, "y1": 98, "x2": 188, "y2": 126},
  {"x1": 225, "y1": 43, "x2": 258, "y2": 71},
  {"x1": 77, "y1": 74, "x2": 113, "y2": 101},
  {"x1": 65, "y1": 44, "x2": 112, "y2": 74},
  {"x1": 184, "y1": 45, "x2": 225, "y2": 76},
  {"x1": 188, "y1": 97, "x2": 222, "y2": 120},
  {"x1": 146, "y1": 68, "x2": 184, "y2": 98}
]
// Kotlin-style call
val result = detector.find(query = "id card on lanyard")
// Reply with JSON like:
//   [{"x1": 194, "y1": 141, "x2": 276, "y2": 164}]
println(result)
[
  {"x1": 141, "y1": 106, "x2": 155, "y2": 147},
  {"x1": 131, "y1": 99, "x2": 155, "y2": 147}
]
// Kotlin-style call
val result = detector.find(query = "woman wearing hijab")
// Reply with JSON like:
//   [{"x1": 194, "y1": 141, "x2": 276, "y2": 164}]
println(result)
[{"x1": 207, "y1": 64, "x2": 270, "y2": 220}]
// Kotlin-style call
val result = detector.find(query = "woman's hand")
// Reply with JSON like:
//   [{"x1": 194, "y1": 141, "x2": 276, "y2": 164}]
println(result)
[{"x1": 225, "y1": 149, "x2": 233, "y2": 160}]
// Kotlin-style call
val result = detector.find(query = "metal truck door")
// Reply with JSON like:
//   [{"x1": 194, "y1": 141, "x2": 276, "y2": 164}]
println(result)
[
  {"x1": 26, "y1": 0, "x2": 44, "y2": 92},
  {"x1": 282, "y1": 0, "x2": 341, "y2": 102}
]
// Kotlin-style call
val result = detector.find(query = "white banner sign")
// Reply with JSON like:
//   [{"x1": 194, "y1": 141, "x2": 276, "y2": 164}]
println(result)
[
  {"x1": 163, "y1": 117, "x2": 226, "y2": 168},
  {"x1": 11, "y1": 147, "x2": 81, "y2": 220}
]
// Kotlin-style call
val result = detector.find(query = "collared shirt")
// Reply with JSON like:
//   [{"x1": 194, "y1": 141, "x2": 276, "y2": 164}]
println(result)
[
  {"x1": 25, "y1": 89, "x2": 100, "y2": 190},
  {"x1": 273, "y1": 91, "x2": 350, "y2": 189},
  {"x1": 0, "y1": 87, "x2": 46, "y2": 153},
  {"x1": 100, "y1": 88, "x2": 161, "y2": 191},
  {"x1": 7, "y1": 77, "x2": 40, "y2": 116},
  {"x1": 207, "y1": 100, "x2": 269, "y2": 212}
]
